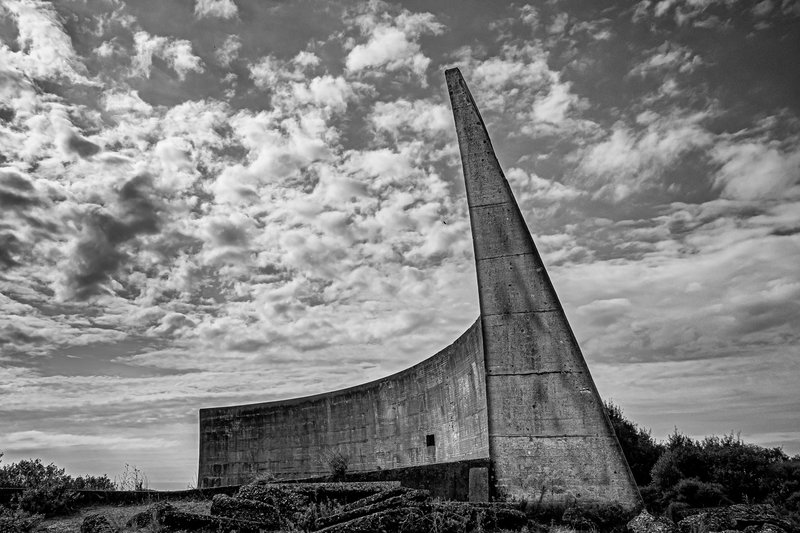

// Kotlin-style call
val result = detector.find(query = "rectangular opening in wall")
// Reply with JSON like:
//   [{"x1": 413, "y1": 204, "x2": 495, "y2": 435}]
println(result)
[{"x1": 426, "y1": 434, "x2": 435, "y2": 447}]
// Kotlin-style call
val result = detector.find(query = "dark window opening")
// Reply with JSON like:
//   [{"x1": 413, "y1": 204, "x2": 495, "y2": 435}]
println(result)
[{"x1": 426, "y1": 434, "x2": 435, "y2": 447}]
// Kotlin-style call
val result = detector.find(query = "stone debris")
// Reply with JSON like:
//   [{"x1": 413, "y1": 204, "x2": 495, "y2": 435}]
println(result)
[
  {"x1": 121, "y1": 481, "x2": 531, "y2": 532},
  {"x1": 125, "y1": 501, "x2": 172, "y2": 528},
  {"x1": 80, "y1": 513, "x2": 114, "y2": 533},
  {"x1": 210, "y1": 493, "x2": 281, "y2": 528},
  {"x1": 160, "y1": 506, "x2": 270, "y2": 533},
  {"x1": 677, "y1": 505, "x2": 793, "y2": 533},
  {"x1": 430, "y1": 502, "x2": 528, "y2": 531},
  {"x1": 313, "y1": 489, "x2": 429, "y2": 529},
  {"x1": 314, "y1": 506, "x2": 426, "y2": 533},
  {"x1": 338, "y1": 485, "x2": 411, "y2": 512},
  {"x1": 627, "y1": 510, "x2": 679, "y2": 533}
]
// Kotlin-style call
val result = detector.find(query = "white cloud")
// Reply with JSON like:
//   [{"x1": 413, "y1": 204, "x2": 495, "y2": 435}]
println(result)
[
  {"x1": 345, "y1": 5, "x2": 444, "y2": 84},
  {"x1": 291, "y1": 75, "x2": 355, "y2": 113},
  {"x1": 630, "y1": 42, "x2": 703, "y2": 76},
  {"x1": 2, "y1": 0, "x2": 93, "y2": 84},
  {"x1": 194, "y1": 0, "x2": 238, "y2": 19},
  {"x1": 132, "y1": 31, "x2": 204, "y2": 80},
  {"x1": 507, "y1": 167, "x2": 584, "y2": 203},
  {"x1": 579, "y1": 112, "x2": 713, "y2": 200},
  {"x1": 215, "y1": 34, "x2": 241, "y2": 67},
  {"x1": 249, "y1": 56, "x2": 293, "y2": 88},
  {"x1": 532, "y1": 77, "x2": 580, "y2": 124},
  {"x1": 370, "y1": 99, "x2": 451, "y2": 139},
  {"x1": 711, "y1": 140, "x2": 800, "y2": 200}
]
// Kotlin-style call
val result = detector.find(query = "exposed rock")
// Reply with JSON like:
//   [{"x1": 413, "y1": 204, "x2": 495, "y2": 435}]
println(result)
[
  {"x1": 210, "y1": 494, "x2": 281, "y2": 527},
  {"x1": 236, "y1": 483, "x2": 311, "y2": 516},
  {"x1": 678, "y1": 505, "x2": 792, "y2": 533},
  {"x1": 80, "y1": 513, "x2": 114, "y2": 533},
  {"x1": 339, "y1": 486, "x2": 411, "y2": 512},
  {"x1": 159, "y1": 507, "x2": 270, "y2": 533},
  {"x1": 125, "y1": 501, "x2": 172, "y2": 528},
  {"x1": 314, "y1": 506, "x2": 425, "y2": 533},
  {"x1": 679, "y1": 511, "x2": 736, "y2": 533},
  {"x1": 726, "y1": 505, "x2": 792, "y2": 531},
  {"x1": 628, "y1": 510, "x2": 679, "y2": 533},
  {"x1": 239, "y1": 481, "x2": 398, "y2": 505},
  {"x1": 757, "y1": 526, "x2": 787, "y2": 533},
  {"x1": 314, "y1": 489, "x2": 429, "y2": 529}
]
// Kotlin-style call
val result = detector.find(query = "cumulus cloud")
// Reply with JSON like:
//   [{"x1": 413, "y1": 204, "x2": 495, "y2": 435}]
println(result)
[
  {"x1": 711, "y1": 140, "x2": 800, "y2": 200},
  {"x1": 578, "y1": 112, "x2": 713, "y2": 200},
  {"x1": 630, "y1": 41, "x2": 703, "y2": 76},
  {"x1": 370, "y1": 99, "x2": 451, "y2": 140},
  {"x1": 453, "y1": 43, "x2": 592, "y2": 136},
  {"x1": 214, "y1": 34, "x2": 241, "y2": 67},
  {"x1": 345, "y1": 3, "x2": 444, "y2": 84},
  {"x1": 2, "y1": 0, "x2": 93, "y2": 84},
  {"x1": 194, "y1": 0, "x2": 238, "y2": 19},
  {"x1": 132, "y1": 31, "x2": 204, "y2": 80}
]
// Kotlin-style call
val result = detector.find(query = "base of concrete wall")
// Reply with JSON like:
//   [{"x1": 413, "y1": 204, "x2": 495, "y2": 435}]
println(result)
[{"x1": 301, "y1": 458, "x2": 492, "y2": 501}]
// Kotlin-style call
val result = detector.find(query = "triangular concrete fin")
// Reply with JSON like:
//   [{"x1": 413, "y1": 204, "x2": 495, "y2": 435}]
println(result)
[{"x1": 446, "y1": 67, "x2": 642, "y2": 509}]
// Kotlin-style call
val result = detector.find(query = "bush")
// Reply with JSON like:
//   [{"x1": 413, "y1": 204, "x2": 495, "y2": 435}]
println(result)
[
  {"x1": 0, "y1": 507, "x2": 42, "y2": 533},
  {"x1": 15, "y1": 484, "x2": 78, "y2": 517},
  {"x1": 70, "y1": 474, "x2": 115, "y2": 491},
  {"x1": 0, "y1": 457, "x2": 119, "y2": 517},
  {"x1": 646, "y1": 430, "x2": 794, "y2": 512},
  {"x1": 605, "y1": 401, "x2": 664, "y2": 486},
  {"x1": 321, "y1": 450, "x2": 350, "y2": 481}
]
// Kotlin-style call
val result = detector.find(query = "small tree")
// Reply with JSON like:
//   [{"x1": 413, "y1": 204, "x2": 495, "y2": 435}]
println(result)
[
  {"x1": 114, "y1": 464, "x2": 148, "y2": 491},
  {"x1": 604, "y1": 401, "x2": 664, "y2": 486},
  {"x1": 321, "y1": 450, "x2": 349, "y2": 481}
]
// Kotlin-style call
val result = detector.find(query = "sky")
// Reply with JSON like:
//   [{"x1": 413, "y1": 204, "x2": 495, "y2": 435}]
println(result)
[{"x1": 0, "y1": 0, "x2": 799, "y2": 490}]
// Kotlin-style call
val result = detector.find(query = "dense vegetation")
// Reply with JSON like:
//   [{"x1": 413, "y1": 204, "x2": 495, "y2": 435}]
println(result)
[
  {"x1": 605, "y1": 402, "x2": 800, "y2": 522},
  {"x1": 0, "y1": 454, "x2": 116, "y2": 518}
]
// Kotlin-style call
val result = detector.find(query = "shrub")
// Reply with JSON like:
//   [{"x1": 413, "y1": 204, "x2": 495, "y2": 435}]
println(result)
[
  {"x1": 605, "y1": 402, "x2": 664, "y2": 487},
  {"x1": 70, "y1": 474, "x2": 115, "y2": 491},
  {"x1": 0, "y1": 507, "x2": 42, "y2": 533},
  {"x1": 114, "y1": 463, "x2": 148, "y2": 491},
  {"x1": 0, "y1": 457, "x2": 118, "y2": 517},
  {"x1": 646, "y1": 430, "x2": 794, "y2": 512},
  {"x1": 0, "y1": 458, "x2": 79, "y2": 517},
  {"x1": 14, "y1": 484, "x2": 78, "y2": 517},
  {"x1": 321, "y1": 450, "x2": 350, "y2": 481}
]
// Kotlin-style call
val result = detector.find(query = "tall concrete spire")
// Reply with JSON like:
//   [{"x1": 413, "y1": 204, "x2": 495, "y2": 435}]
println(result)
[{"x1": 446, "y1": 67, "x2": 641, "y2": 509}]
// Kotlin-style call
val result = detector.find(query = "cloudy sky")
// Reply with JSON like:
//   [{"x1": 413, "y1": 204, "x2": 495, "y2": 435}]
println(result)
[{"x1": 1, "y1": 0, "x2": 799, "y2": 489}]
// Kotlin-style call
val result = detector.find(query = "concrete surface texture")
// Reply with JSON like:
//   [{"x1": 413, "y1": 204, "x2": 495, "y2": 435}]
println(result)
[
  {"x1": 199, "y1": 320, "x2": 488, "y2": 487},
  {"x1": 446, "y1": 67, "x2": 640, "y2": 508},
  {"x1": 198, "y1": 68, "x2": 641, "y2": 510}
]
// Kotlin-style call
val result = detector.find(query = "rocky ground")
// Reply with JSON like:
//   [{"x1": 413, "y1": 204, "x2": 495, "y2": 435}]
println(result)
[{"x1": 30, "y1": 482, "x2": 798, "y2": 533}]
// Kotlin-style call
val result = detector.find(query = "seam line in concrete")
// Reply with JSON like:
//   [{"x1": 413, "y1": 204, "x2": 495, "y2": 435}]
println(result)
[
  {"x1": 483, "y1": 309, "x2": 559, "y2": 316},
  {"x1": 469, "y1": 201, "x2": 509, "y2": 209},
  {"x1": 486, "y1": 371, "x2": 577, "y2": 376},
  {"x1": 476, "y1": 251, "x2": 545, "y2": 261},
  {"x1": 488, "y1": 434, "x2": 606, "y2": 439}
]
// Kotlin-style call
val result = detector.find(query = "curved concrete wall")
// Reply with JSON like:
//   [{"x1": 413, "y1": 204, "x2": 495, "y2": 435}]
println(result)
[{"x1": 199, "y1": 320, "x2": 488, "y2": 487}]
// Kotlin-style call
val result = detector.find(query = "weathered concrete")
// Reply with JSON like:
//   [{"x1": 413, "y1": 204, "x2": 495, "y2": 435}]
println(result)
[
  {"x1": 445, "y1": 67, "x2": 641, "y2": 509},
  {"x1": 200, "y1": 320, "x2": 488, "y2": 487},
  {"x1": 198, "y1": 68, "x2": 641, "y2": 511}
]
